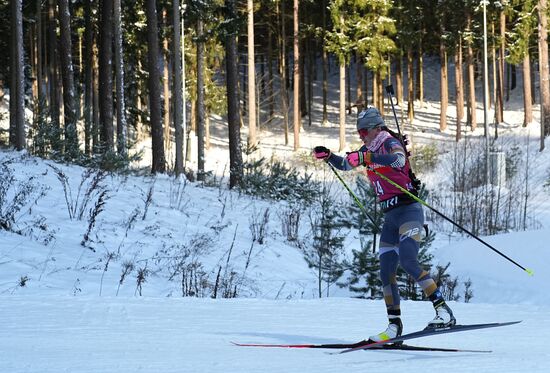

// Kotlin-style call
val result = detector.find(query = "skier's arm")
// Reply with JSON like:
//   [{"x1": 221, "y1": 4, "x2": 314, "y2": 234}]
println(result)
[
  {"x1": 313, "y1": 146, "x2": 354, "y2": 170},
  {"x1": 326, "y1": 153, "x2": 354, "y2": 171},
  {"x1": 370, "y1": 150, "x2": 406, "y2": 168},
  {"x1": 346, "y1": 139, "x2": 406, "y2": 168}
]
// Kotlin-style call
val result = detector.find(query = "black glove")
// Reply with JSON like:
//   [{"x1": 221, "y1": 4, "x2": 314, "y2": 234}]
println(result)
[{"x1": 313, "y1": 146, "x2": 331, "y2": 160}]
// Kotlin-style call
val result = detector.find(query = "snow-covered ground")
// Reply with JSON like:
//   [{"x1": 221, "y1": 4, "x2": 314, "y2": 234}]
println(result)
[
  {"x1": 1, "y1": 56, "x2": 550, "y2": 371},
  {"x1": 0, "y1": 296, "x2": 546, "y2": 372}
]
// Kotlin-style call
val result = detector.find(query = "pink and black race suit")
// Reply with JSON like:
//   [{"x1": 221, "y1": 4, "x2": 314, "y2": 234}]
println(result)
[{"x1": 327, "y1": 131, "x2": 417, "y2": 211}]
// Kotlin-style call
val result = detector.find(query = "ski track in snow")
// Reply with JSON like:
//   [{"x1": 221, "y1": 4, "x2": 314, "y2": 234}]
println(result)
[{"x1": 0, "y1": 297, "x2": 547, "y2": 373}]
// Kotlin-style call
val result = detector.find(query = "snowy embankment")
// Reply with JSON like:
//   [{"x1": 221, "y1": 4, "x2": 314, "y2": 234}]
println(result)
[{"x1": 435, "y1": 229, "x2": 549, "y2": 305}]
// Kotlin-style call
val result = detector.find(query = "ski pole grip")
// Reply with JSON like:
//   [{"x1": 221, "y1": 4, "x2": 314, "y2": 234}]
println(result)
[{"x1": 385, "y1": 85, "x2": 395, "y2": 95}]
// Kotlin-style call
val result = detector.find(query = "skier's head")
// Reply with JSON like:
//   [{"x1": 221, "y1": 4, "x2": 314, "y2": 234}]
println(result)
[
  {"x1": 357, "y1": 107, "x2": 384, "y2": 141},
  {"x1": 356, "y1": 107, "x2": 384, "y2": 131}
]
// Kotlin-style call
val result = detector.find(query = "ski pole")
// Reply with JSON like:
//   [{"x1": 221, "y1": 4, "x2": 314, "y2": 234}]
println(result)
[
  {"x1": 386, "y1": 84, "x2": 409, "y2": 159},
  {"x1": 385, "y1": 85, "x2": 407, "y2": 151},
  {"x1": 326, "y1": 162, "x2": 376, "y2": 225},
  {"x1": 369, "y1": 167, "x2": 534, "y2": 276}
]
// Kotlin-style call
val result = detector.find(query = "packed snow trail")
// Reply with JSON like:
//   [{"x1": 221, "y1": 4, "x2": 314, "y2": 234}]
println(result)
[{"x1": 0, "y1": 296, "x2": 547, "y2": 373}]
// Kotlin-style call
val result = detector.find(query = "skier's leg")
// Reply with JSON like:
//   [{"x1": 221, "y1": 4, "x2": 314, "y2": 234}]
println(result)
[
  {"x1": 379, "y1": 248, "x2": 400, "y2": 319},
  {"x1": 397, "y1": 204, "x2": 456, "y2": 328},
  {"x1": 368, "y1": 218, "x2": 403, "y2": 342}
]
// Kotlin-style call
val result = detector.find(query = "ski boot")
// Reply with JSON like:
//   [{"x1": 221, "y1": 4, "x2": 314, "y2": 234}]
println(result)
[
  {"x1": 368, "y1": 317, "x2": 403, "y2": 344},
  {"x1": 425, "y1": 301, "x2": 456, "y2": 330}
]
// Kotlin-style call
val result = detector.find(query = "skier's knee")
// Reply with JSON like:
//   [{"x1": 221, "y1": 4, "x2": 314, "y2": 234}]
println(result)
[{"x1": 399, "y1": 249, "x2": 423, "y2": 279}]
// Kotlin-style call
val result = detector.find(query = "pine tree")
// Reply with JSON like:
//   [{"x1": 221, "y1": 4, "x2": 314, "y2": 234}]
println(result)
[
  {"x1": 304, "y1": 184, "x2": 346, "y2": 298},
  {"x1": 325, "y1": 1, "x2": 354, "y2": 151},
  {"x1": 507, "y1": 0, "x2": 536, "y2": 127},
  {"x1": 338, "y1": 176, "x2": 383, "y2": 298},
  {"x1": 326, "y1": 0, "x2": 396, "y2": 134},
  {"x1": 344, "y1": 241, "x2": 382, "y2": 299}
]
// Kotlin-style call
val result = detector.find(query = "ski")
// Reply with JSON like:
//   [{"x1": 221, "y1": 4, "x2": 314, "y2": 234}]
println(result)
[
  {"x1": 339, "y1": 320, "x2": 521, "y2": 354},
  {"x1": 232, "y1": 341, "x2": 490, "y2": 353},
  {"x1": 370, "y1": 344, "x2": 491, "y2": 353},
  {"x1": 232, "y1": 341, "x2": 366, "y2": 349}
]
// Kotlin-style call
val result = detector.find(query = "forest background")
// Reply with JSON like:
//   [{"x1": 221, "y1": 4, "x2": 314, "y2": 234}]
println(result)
[{"x1": 2, "y1": 0, "x2": 550, "y2": 182}]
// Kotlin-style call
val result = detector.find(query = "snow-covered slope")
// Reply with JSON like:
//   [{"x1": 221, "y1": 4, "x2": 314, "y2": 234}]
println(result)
[
  {"x1": 0, "y1": 150, "x2": 317, "y2": 300},
  {"x1": 435, "y1": 229, "x2": 548, "y2": 305}
]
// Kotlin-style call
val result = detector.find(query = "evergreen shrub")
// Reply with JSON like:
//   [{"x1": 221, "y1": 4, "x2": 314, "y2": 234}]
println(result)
[{"x1": 241, "y1": 156, "x2": 320, "y2": 204}]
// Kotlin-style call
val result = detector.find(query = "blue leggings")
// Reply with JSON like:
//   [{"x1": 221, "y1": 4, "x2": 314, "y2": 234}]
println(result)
[{"x1": 378, "y1": 203, "x2": 437, "y2": 312}]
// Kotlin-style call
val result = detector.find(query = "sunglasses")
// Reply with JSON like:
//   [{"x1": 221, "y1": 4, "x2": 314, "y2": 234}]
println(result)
[{"x1": 357, "y1": 128, "x2": 370, "y2": 138}]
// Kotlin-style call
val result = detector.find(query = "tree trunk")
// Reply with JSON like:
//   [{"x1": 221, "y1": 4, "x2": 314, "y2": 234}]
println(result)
[
  {"x1": 439, "y1": 38, "x2": 448, "y2": 132},
  {"x1": 135, "y1": 50, "x2": 144, "y2": 141},
  {"x1": 10, "y1": 4, "x2": 16, "y2": 146},
  {"x1": 78, "y1": 33, "x2": 84, "y2": 124},
  {"x1": 395, "y1": 55, "x2": 403, "y2": 106},
  {"x1": 522, "y1": 54, "x2": 533, "y2": 127},
  {"x1": 497, "y1": 11, "x2": 505, "y2": 123},
  {"x1": 377, "y1": 72, "x2": 384, "y2": 113},
  {"x1": 247, "y1": 0, "x2": 257, "y2": 148},
  {"x1": 30, "y1": 23, "x2": 38, "y2": 106},
  {"x1": 58, "y1": 0, "x2": 79, "y2": 158},
  {"x1": 416, "y1": 46, "x2": 424, "y2": 107},
  {"x1": 173, "y1": 0, "x2": 184, "y2": 176},
  {"x1": 372, "y1": 71, "x2": 380, "y2": 110},
  {"x1": 225, "y1": 0, "x2": 244, "y2": 188},
  {"x1": 84, "y1": 0, "x2": 94, "y2": 155},
  {"x1": 162, "y1": 8, "x2": 171, "y2": 156},
  {"x1": 11, "y1": 0, "x2": 25, "y2": 150},
  {"x1": 278, "y1": 0, "x2": 289, "y2": 144},
  {"x1": 37, "y1": 0, "x2": 44, "y2": 104},
  {"x1": 363, "y1": 67, "x2": 369, "y2": 106},
  {"x1": 347, "y1": 65, "x2": 352, "y2": 114},
  {"x1": 339, "y1": 60, "x2": 346, "y2": 151},
  {"x1": 538, "y1": 0, "x2": 550, "y2": 141},
  {"x1": 301, "y1": 45, "x2": 308, "y2": 117},
  {"x1": 146, "y1": 0, "x2": 166, "y2": 173},
  {"x1": 293, "y1": 0, "x2": 300, "y2": 151},
  {"x1": 196, "y1": 18, "x2": 205, "y2": 180},
  {"x1": 407, "y1": 48, "x2": 414, "y2": 123},
  {"x1": 356, "y1": 52, "x2": 364, "y2": 112},
  {"x1": 466, "y1": 10, "x2": 477, "y2": 131},
  {"x1": 489, "y1": 22, "x2": 501, "y2": 138},
  {"x1": 93, "y1": 42, "x2": 100, "y2": 150},
  {"x1": 321, "y1": 0, "x2": 328, "y2": 125},
  {"x1": 307, "y1": 40, "x2": 313, "y2": 126},
  {"x1": 113, "y1": 0, "x2": 127, "y2": 156},
  {"x1": 267, "y1": 22, "x2": 274, "y2": 119},
  {"x1": 455, "y1": 36, "x2": 464, "y2": 142},
  {"x1": 48, "y1": 0, "x2": 60, "y2": 142},
  {"x1": 99, "y1": 0, "x2": 114, "y2": 151}
]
